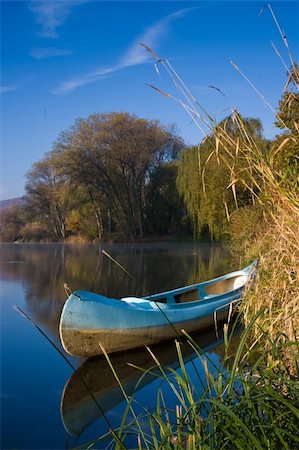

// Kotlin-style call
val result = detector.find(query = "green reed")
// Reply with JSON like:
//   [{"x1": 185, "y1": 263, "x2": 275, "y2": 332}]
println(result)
[{"x1": 80, "y1": 312, "x2": 298, "y2": 449}]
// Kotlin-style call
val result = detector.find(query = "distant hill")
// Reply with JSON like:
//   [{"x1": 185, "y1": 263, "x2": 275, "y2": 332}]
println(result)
[{"x1": 0, "y1": 197, "x2": 25, "y2": 212}]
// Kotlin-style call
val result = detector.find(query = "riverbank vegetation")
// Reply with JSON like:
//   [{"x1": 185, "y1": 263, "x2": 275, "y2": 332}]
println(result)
[
  {"x1": 80, "y1": 7, "x2": 298, "y2": 447},
  {"x1": 99, "y1": 57, "x2": 298, "y2": 446},
  {"x1": 136, "y1": 6, "x2": 299, "y2": 375},
  {"x1": 0, "y1": 113, "x2": 188, "y2": 242},
  {"x1": 0, "y1": 100, "x2": 295, "y2": 245},
  {"x1": 81, "y1": 321, "x2": 299, "y2": 449}
]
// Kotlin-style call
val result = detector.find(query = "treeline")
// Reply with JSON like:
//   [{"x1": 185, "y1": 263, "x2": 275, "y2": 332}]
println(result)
[
  {"x1": 1, "y1": 87, "x2": 297, "y2": 243},
  {"x1": 1, "y1": 113, "x2": 189, "y2": 242}
]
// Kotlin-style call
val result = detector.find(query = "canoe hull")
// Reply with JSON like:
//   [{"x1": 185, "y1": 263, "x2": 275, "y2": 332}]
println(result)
[{"x1": 60, "y1": 308, "x2": 229, "y2": 356}]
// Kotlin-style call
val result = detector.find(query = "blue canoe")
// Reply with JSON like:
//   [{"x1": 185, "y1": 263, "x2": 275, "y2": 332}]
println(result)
[{"x1": 59, "y1": 260, "x2": 257, "y2": 357}]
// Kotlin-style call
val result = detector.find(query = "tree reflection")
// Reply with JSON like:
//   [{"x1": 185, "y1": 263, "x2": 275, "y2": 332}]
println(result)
[{"x1": 0, "y1": 243, "x2": 234, "y2": 340}]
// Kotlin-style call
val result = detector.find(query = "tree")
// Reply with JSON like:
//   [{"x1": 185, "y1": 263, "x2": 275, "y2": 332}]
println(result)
[
  {"x1": 272, "y1": 66, "x2": 299, "y2": 192},
  {"x1": 145, "y1": 162, "x2": 185, "y2": 235},
  {"x1": 177, "y1": 115, "x2": 268, "y2": 240},
  {"x1": 275, "y1": 92, "x2": 299, "y2": 133},
  {"x1": 25, "y1": 153, "x2": 75, "y2": 239},
  {"x1": 275, "y1": 64, "x2": 299, "y2": 133},
  {"x1": 0, "y1": 203, "x2": 25, "y2": 241},
  {"x1": 56, "y1": 112, "x2": 184, "y2": 239}
]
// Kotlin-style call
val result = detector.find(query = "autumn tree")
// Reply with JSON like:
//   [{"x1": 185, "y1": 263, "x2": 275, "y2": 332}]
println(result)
[
  {"x1": 0, "y1": 203, "x2": 25, "y2": 241},
  {"x1": 56, "y1": 112, "x2": 184, "y2": 239},
  {"x1": 25, "y1": 152, "x2": 75, "y2": 239}
]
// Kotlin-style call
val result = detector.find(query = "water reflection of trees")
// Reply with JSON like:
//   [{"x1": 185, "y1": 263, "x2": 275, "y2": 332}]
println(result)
[{"x1": 0, "y1": 243, "x2": 234, "y2": 339}]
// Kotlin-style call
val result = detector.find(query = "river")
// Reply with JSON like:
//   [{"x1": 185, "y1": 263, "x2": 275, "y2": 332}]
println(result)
[{"x1": 1, "y1": 242, "x2": 238, "y2": 449}]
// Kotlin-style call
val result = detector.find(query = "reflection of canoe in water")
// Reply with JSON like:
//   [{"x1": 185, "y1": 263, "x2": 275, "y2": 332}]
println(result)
[
  {"x1": 59, "y1": 261, "x2": 257, "y2": 357},
  {"x1": 61, "y1": 328, "x2": 227, "y2": 436}
]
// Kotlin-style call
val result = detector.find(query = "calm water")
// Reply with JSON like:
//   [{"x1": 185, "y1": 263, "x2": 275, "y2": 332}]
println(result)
[{"x1": 1, "y1": 242, "x2": 237, "y2": 449}]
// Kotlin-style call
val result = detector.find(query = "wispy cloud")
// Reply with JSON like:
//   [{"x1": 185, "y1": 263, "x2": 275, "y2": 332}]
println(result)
[
  {"x1": 54, "y1": 7, "x2": 197, "y2": 94},
  {"x1": 30, "y1": 47, "x2": 74, "y2": 60},
  {"x1": 0, "y1": 85, "x2": 19, "y2": 94},
  {"x1": 29, "y1": 1, "x2": 86, "y2": 38}
]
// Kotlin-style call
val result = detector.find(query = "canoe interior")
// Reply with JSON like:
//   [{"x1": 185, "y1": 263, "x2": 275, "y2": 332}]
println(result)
[
  {"x1": 141, "y1": 274, "x2": 249, "y2": 304},
  {"x1": 205, "y1": 275, "x2": 247, "y2": 295}
]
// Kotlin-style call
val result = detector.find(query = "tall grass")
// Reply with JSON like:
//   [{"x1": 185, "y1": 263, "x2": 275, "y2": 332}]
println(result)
[
  {"x1": 142, "y1": 4, "x2": 299, "y2": 371},
  {"x1": 82, "y1": 317, "x2": 299, "y2": 449}
]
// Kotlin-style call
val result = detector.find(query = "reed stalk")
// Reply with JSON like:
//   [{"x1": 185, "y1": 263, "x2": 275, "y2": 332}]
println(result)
[
  {"x1": 94, "y1": 318, "x2": 299, "y2": 449},
  {"x1": 142, "y1": 3, "x2": 299, "y2": 372}
]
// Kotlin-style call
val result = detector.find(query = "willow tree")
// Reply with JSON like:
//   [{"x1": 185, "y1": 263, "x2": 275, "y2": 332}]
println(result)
[
  {"x1": 145, "y1": 161, "x2": 185, "y2": 235},
  {"x1": 177, "y1": 144, "x2": 232, "y2": 240},
  {"x1": 177, "y1": 116, "x2": 267, "y2": 240}
]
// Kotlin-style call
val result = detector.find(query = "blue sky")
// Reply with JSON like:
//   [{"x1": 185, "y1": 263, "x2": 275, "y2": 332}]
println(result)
[{"x1": 1, "y1": 1, "x2": 298, "y2": 200}]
